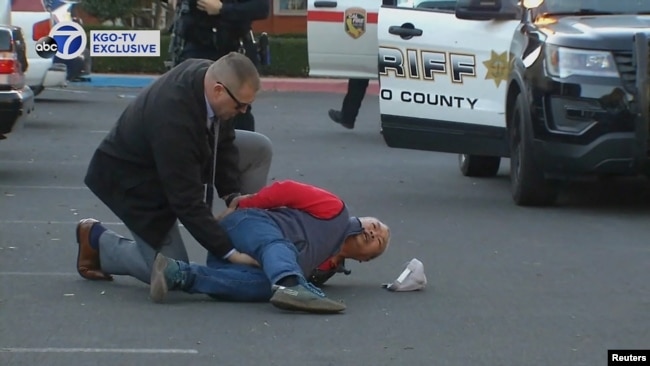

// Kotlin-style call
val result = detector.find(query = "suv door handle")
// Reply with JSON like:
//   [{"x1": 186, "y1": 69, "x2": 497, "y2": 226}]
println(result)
[
  {"x1": 314, "y1": 1, "x2": 337, "y2": 7},
  {"x1": 388, "y1": 25, "x2": 423, "y2": 39}
]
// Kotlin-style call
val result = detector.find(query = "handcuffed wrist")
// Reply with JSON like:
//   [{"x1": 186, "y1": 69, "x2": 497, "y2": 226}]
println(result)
[
  {"x1": 223, "y1": 192, "x2": 241, "y2": 206},
  {"x1": 223, "y1": 248, "x2": 237, "y2": 260}
]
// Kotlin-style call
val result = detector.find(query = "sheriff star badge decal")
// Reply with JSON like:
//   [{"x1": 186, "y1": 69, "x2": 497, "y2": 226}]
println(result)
[{"x1": 483, "y1": 50, "x2": 510, "y2": 88}]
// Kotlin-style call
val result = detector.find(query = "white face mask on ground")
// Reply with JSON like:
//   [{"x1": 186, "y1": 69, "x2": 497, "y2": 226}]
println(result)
[{"x1": 382, "y1": 258, "x2": 427, "y2": 292}]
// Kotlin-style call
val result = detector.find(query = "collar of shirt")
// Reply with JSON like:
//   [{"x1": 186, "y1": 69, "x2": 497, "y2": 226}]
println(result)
[
  {"x1": 204, "y1": 94, "x2": 215, "y2": 128},
  {"x1": 346, "y1": 217, "x2": 363, "y2": 236}
]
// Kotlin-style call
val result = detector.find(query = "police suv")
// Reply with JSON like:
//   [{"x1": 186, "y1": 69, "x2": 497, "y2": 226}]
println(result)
[{"x1": 307, "y1": 0, "x2": 650, "y2": 206}]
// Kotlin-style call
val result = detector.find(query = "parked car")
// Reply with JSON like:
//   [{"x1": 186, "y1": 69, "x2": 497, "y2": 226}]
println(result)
[
  {"x1": 11, "y1": 0, "x2": 68, "y2": 95},
  {"x1": 0, "y1": 24, "x2": 35, "y2": 140}
]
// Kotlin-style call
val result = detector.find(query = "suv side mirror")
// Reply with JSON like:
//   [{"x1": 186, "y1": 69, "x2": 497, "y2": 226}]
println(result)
[{"x1": 455, "y1": 0, "x2": 521, "y2": 21}]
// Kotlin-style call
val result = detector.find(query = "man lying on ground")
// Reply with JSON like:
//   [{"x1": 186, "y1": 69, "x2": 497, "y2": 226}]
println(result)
[{"x1": 149, "y1": 179, "x2": 391, "y2": 314}]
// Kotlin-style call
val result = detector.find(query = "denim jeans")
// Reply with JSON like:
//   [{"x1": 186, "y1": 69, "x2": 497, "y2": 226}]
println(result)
[{"x1": 177, "y1": 209, "x2": 304, "y2": 302}]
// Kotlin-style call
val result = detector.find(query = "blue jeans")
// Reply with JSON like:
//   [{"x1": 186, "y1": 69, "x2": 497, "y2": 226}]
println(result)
[{"x1": 177, "y1": 209, "x2": 304, "y2": 302}]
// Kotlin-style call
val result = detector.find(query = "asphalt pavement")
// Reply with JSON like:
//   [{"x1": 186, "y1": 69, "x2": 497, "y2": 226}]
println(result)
[{"x1": 0, "y1": 86, "x2": 649, "y2": 366}]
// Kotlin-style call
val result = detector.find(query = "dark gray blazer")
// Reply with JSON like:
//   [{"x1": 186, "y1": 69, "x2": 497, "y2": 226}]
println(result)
[{"x1": 84, "y1": 59, "x2": 240, "y2": 257}]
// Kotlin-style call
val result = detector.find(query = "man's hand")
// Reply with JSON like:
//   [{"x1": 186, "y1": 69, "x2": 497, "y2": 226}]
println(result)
[
  {"x1": 308, "y1": 258, "x2": 351, "y2": 286},
  {"x1": 214, "y1": 206, "x2": 234, "y2": 221},
  {"x1": 215, "y1": 194, "x2": 253, "y2": 221},
  {"x1": 229, "y1": 194, "x2": 253, "y2": 208},
  {"x1": 228, "y1": 250, "x2": 260, "y2": 267},
  {"x1": 197, "y1": 0, "x2": 223, "y2": 15}
]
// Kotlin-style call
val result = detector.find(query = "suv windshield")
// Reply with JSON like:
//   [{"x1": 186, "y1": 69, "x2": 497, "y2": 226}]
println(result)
[{"x1": 540, "y1": 0, "x2": 650, "y2": 15}]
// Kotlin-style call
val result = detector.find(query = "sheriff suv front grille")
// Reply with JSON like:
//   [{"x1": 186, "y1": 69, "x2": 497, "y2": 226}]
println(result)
[
  {"x1": 614, "y1": 35, "x2": 650, "y2": 94},
  {"x1": 613, "y1": 51, "x2": 636, "y2": 93}
]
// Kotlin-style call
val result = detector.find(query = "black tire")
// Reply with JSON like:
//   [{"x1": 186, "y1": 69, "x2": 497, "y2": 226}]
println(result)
[
  {"x1": 459, "y1": 154, "x2": 501, "y2": 177},
  {"x1": 509, "y1": 93, "x2": 558, "y2": 206}
]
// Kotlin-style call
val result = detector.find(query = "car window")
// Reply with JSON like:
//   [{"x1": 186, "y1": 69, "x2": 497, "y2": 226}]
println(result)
[
  {"x1": 397, "y1": 0, "x2": 457, "y2": 11},
  {"x1": 0, "y1": 30, "x2": 12, "y2": 52}
]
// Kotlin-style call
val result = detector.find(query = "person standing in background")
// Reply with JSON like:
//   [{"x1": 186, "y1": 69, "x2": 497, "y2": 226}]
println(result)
[
  {"x1": 328, "y1": 78, "x2": 370, "y2": 130},
  {"x1": 165, "y1": 0, "x2": 269, "y2": 132}
]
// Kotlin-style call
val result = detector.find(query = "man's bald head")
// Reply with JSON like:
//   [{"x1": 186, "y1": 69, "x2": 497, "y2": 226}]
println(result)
[{"x1": 206, "y1": 52, "x2": 260, "y2": 93}]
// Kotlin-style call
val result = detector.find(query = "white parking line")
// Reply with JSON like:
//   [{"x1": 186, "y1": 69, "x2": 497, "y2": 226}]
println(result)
[
  {"x1": 0, "y1": 220, "x2": 190, "y2": 228},
  {"x1": 48, "y1": 89, "x2": 90, "y2": 94},
  {"x1": 0, "y1": 161, "x2": 86, "y2": 165},
  {"x1": 0, "y1": 347, "x2": 199, "y2": 354},
  {"x1": 0, "y1": 272, "x2": 77, "y2": 276},
  {"x1": 0, "y1": 220, "x2": 124, "y2": 225},
  {"x1": 0, "y1": 185, "x2": 88, "y2": 190}
]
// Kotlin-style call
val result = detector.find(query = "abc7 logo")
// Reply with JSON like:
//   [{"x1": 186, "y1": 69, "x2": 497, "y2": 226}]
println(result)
[
  {"x1": 35, "y1": 22, "x2": 87, "y2": 60},
  {"x1": 35, "y1": 37, "x2": 59, "y2": 58}
]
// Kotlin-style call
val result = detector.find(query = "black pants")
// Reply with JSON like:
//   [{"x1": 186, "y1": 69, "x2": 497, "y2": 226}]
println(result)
[
  {"x1": 178, "y1": 43, "x2": 256, "y2": 132},
  {"x1": 340, "y1": 78, "x2": 370, "y2": 127}
]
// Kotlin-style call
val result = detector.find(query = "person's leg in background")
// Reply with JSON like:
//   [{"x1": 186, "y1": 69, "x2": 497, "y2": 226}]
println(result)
[{"x1": 328, "y1": 78, "x2": 370, "y2": 130}]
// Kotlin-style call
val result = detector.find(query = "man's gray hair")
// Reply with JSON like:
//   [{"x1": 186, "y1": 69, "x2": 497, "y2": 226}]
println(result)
[{"x1": 206, "y1": 52, "x2": 261, "y2": 92}]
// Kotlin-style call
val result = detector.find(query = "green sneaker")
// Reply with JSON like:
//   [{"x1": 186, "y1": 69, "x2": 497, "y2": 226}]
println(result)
[
  {"x1": 270, "y1": 280, "x2": 346, "y2": 314},
  {"x1": 149, "y1": 253, "x2": 181, "y2": 303}
]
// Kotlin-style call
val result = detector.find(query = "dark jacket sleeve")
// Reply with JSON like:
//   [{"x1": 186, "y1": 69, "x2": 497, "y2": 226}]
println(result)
[
  {"x1": 216, "y1": 0, "x2": 270, "y2": 23},
  {"x1": 214, "y1": 119, "x2": 242, "y2": 198},
  {"x1": 148, "y1": 112, "x2": 235, "y2": 258}
]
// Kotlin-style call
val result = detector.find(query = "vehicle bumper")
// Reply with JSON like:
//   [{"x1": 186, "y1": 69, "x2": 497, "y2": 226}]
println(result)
[
  {"x1": 0, "y1": 86, "x2": 35, "y2": 136},
  {"x1": 531, "y1": 84, "x2": 647, "y2": 176},
  {"x1": 533, "y1": 132, "x2": 644, "y2": 176},
  {"x1": 43, "y1": 63, "x2": 68, "y2": 88},
  {"x1": 24, "y1": 58, "x2": 68, "y2": 89},
  {"x1": 24, "y1": 57, "x2": 53, "y2": 88}
]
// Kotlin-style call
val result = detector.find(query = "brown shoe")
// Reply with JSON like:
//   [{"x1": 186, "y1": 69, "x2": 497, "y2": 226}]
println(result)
[{"x1": 75, "y1": 218, "x2": 113, "y2": 281}]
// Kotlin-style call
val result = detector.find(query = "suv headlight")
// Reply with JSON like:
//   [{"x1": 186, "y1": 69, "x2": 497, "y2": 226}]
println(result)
[{"x1": 545, "y1": 45, "x2": 619, "y2": 78}]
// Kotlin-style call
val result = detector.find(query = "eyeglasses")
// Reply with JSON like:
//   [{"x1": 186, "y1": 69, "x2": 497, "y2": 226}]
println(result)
[{"x1": 217, "y1": 82, "x2": 250, "y2": 110}]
